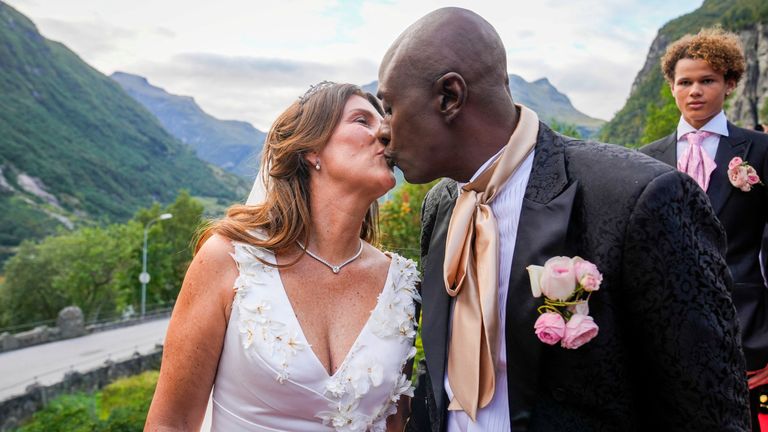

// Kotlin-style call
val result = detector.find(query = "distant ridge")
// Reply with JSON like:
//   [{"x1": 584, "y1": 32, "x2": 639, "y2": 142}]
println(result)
[
  {"x1": 363, "y1": 74, "x2": 605, "y2": 138},
  {"x1": 112, "y1": 72, "x2": 266, "y2": 177},
  {"x1": 0, "y1": 2, "x2": 247, "y2": 257}
]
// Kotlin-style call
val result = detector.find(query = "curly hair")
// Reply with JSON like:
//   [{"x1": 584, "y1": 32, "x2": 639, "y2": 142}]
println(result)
[{"x1": 661, "y1": 27, "x2": 746, "y2": 84}]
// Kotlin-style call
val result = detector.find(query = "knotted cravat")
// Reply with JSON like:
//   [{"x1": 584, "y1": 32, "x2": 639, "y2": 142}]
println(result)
[
  {"x1": 443, "y1": 105, "x2": 539, "y2": 421},
  {"x1": 678, "y1": 130, "x2": 716, "y2": 191}
]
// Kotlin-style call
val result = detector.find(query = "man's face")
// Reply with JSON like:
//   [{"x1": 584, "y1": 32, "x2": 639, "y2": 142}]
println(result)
[{"x1": 376, "y1": 63, "x2": 448, "y2": 184}]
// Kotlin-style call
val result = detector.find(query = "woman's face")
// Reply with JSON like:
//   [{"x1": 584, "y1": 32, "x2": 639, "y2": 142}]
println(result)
[
  {"x1": 671, "y1": 58, "x2": 735, "y2": 129},
  {"x1": 316, "y1": 95, "x2": 394, "y2": 199}
]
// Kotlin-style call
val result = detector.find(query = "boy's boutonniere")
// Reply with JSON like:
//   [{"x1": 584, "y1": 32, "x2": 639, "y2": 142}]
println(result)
[{"x1": 728, "y1": 157, "x2": 762, "y2": 192}]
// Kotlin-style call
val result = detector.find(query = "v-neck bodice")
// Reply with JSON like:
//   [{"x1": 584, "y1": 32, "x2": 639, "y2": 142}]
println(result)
[
  {"x1": 275, "y1": 251, "x2": 395, "y2": 379},
  {"x1": 211, "y1": 241, "x2": 420, "y2": 432}
]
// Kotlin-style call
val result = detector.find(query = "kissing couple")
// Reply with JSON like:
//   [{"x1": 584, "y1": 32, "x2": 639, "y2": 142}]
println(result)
[{"x1": 146, "y1": 7, "x2": 753, "y2": 432}]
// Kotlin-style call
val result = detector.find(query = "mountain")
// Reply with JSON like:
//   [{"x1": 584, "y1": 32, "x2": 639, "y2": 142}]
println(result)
[
  {"x1": 0, "y1": 2, "x2": 248, "y2": 260},
  {"x1": 363, "y1": 74, "x2": 606, "y2": 138},
  {"x1": 600, "y1": 0, "x2": 768, "y2": 147},
  {"x1": 111, "y1": 72, "x2": 266, "y2": 177}
]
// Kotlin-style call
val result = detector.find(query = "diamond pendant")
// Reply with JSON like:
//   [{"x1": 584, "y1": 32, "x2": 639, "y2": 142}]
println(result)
[{"x1": 332, "y1": 266, "x2": 340, "y2": 274}]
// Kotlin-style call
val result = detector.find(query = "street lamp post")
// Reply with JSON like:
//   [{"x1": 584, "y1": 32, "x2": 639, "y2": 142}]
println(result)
[{"x1": 140, "y1": 213, "x2": 173, "y2": 318}]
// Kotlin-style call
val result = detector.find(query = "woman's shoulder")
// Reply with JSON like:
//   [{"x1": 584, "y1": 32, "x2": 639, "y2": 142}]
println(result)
[
  {"x1": 376, "y1": 248, "x2": 420, "y2": 295},
  {"x1": 195, "y1": 233, "x2": 237, "y2": 267}
]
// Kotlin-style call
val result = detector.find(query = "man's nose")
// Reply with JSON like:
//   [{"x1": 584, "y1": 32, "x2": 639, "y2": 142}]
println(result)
[{"x1": 376, "y1": 120, "x2": 391, "y2": 147}]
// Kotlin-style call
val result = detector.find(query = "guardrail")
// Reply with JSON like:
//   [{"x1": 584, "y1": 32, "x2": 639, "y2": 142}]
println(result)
[
  {"x1": 0, "y1": 304, "x2": 173, "y2": 354},
  {"x1": 0, "y1": 303, "x2": 174, "y2": 335}
]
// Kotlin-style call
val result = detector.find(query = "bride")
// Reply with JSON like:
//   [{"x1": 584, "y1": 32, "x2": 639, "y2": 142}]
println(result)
[{"x1": 145, "y1": 82, "x2": 420, "y2": 431}]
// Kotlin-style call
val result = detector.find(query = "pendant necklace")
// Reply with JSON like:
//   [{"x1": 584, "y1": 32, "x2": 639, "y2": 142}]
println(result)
[{"x1": 296, "y1": 239, "x2": 364, "y2": 274}]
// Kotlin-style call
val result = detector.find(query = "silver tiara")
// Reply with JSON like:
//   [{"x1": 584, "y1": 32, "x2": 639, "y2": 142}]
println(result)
[{"x1": 298, "y1": 80, "x2": 336, "y2": 104}]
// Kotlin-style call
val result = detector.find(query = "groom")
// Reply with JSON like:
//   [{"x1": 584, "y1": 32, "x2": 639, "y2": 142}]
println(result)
[{"x1": 376, "y1": 8, "x2": 750, "y2": 431}]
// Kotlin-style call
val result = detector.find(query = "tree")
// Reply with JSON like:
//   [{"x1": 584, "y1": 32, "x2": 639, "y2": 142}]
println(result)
[
  {"x1": 379, "y1": 181, "x2": 437, "y2": 263},
  {"x1": 130, "y1": 190, "x2": 204, "y2": 308},
  {"x1": 0, "y1": 191, "x2": 203, "y2": 327},
  {"x1": 641, "y1": 85, "x2": 680, "y2": 146},
  {"x1": 548, "y1": 119, "x2": 582, "y2": 139},
  {"x1": 0, "y1": 223, "x2": 141, "y2": 325}
]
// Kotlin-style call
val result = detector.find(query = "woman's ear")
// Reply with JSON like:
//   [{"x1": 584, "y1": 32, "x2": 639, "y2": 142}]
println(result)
[
  {"x1": 434, "y1": 72, "x2": 466, "y2": 123},
  {"x1": 303, "y1": 151, "x2": 320, "y2": 170}
]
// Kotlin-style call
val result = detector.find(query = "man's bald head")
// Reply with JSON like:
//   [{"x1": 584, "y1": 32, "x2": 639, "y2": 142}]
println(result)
[
  {"x1": 375, "y1": 8, "x2": 518, "y2": 184},
  {"x1": 380, "y1": 7, "x2": 509, "y2": 96}
]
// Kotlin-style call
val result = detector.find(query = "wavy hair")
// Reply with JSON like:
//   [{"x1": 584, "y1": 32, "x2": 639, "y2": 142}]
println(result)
[{"x1": 196, "y1": 83, "x2": 383, "y2": 263}]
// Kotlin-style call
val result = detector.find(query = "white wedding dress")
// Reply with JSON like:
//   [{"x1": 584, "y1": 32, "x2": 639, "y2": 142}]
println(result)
[{"x1": 210, "y1": 241, "x2": 421, "y2": 431}]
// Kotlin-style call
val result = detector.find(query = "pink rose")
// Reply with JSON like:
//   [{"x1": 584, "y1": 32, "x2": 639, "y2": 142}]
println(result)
[
  {"x1": 574, "y1": 259, "x2": 603, "y2": 292},
  {"x1": 540, "y1": 256, "x2": 577, "y2": 301},
  {"x1": 534, "y1": 312, "x2": 566, "y2": 345},
  {"x1": 729, "y1": 166, "x2": 751, "y2": 191},
  {"x1": 746, "y1": 166, "x2": 760, "y2": 185},
  {"x1": 567, "y1": 301, "x2": 590, "y2": 316},
  {"x1": 561, "y1": 314, "x2": 599, "y2": 349},
  {"x1": 728, "y1": 157, "x2": 743, "y2": 170}
]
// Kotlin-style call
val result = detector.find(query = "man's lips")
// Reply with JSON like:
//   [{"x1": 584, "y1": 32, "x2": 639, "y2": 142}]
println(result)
[
  {"x1": 384, "y1": 154, "x2": 397, "y2": 169},
  {"x1": 688, "y1": 101, "x2": 705, "y2": 108}
]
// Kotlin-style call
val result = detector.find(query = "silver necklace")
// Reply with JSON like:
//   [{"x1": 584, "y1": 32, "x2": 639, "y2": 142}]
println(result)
[{"x1": 296, "y1": 239, "x2": 364, "y2": 274}]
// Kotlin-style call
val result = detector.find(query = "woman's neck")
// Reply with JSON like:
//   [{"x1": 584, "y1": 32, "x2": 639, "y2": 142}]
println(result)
[{"x1": 306, "y1": 185, "x2": 370, "y2": 261}]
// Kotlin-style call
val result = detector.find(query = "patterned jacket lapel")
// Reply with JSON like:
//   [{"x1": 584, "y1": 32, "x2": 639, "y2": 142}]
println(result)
[{"x1": 505, "y1": 124, "x2": 578, "y2": 428}]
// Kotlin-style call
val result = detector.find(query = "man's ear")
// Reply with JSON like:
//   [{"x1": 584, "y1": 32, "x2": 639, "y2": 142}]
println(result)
[
  {"x1": 434, "y1": 72, "x2": 466, "y2": 123},
  {"x1": 725, "y1": 79, "x2": 736, "y2": 96}
]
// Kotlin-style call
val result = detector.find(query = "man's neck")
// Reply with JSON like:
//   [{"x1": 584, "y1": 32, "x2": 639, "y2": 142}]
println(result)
[{"x1": 454, "y1": 105, "x2": 520, "y2": 182}]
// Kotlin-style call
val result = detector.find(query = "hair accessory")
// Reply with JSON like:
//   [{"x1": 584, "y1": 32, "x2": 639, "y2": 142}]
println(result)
[
  {"x1": 298, "y1": 80, "x2": 336, "y2": 105},
  {"x1": 315, "y1": 160, "x2": 321, "y2": 171}
]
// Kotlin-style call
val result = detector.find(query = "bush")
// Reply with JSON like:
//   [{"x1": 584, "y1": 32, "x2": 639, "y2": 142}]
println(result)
[
  {"x1": 379, "y1": 181, "x2": 437, "y2": 263},
  {"x1": 16, "y1": 394, "x2": 100, "y2": 432},
  {"x1": 14, "y1": 371, "x2": 159, "y2": 432}
]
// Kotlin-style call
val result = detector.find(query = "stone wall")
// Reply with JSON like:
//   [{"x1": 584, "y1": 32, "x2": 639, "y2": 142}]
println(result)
[
  {"x1": 0, "y1": 306, "x2": 171, "y2": 353},
  {"x1": 0, "y1": 346, "x2": 162, "y2": 431}
]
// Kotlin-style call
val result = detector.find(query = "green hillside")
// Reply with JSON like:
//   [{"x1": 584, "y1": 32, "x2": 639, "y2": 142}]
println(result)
[
  {"x1": 600, "y1": 0, "x2": 768, "y2": 147},
  {"x1": 0, "y1": 2, "x2": 247, "y2": 258}
]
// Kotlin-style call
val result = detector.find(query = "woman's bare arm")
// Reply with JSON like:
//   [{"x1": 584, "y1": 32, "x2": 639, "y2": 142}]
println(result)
[{"x1": 145, "y1": 234, "x2": 237, "y2": 431}]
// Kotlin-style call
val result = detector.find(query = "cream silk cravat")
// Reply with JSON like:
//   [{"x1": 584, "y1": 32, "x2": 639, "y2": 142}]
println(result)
[{"x1": 443, "y1": 105, "x2": 539, "y2": 421}]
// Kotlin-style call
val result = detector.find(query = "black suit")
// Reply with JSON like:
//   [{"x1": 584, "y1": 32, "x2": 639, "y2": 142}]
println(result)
[
  {"x1": 640, "y1": 123, "x2": 768, "y2": 372},
  {"x1": 408, "y1": 123, "x2": 749, "y2": 431}
]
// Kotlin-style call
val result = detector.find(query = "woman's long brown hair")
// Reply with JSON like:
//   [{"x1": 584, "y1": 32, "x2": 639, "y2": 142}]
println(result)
[{"x1": 195, "y1": 83, "x2": 383, "y2": 263}]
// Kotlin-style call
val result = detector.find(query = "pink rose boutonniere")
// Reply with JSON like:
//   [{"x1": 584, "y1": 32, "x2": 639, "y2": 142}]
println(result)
[
  {"x1": 728, "y1": 157, "x2": 763, "y2": 192},
  {"x1": 527, "y1": 256, "x2": 602, "y2": 349}
]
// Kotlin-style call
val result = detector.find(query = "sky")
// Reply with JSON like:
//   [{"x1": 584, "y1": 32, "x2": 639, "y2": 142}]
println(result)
[{"x1": 7, "y1": 0, "x2": 703, "y2": 131}]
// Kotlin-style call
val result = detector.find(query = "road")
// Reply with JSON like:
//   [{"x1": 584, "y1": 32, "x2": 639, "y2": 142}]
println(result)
[{"x1": 0, "y1": 318, "x2": 170, "y2": 401}]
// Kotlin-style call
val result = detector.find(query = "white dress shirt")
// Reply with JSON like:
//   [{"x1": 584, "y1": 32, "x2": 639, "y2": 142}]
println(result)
[
  {"x1": 676, "y1": 110, "x2": 729, "y2": 163},
  {"x1": 444, "y1": 147, "x2": 535, "y2": 432}
]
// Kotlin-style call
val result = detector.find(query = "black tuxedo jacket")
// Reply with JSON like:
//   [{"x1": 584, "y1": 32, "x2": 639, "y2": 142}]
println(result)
[
  {"x1": 640, "y1": 123, "x2": 768, "y2": 371},
  {"x1": 408, "y1": 123, "x2": 749, "y2": 431}
]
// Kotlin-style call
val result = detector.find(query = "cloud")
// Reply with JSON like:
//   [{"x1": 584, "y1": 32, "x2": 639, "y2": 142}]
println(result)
[
  {"x1": 35, "y1": 18, "x2": 135, "y2": 58},
  {"x1": 129, "y1": 53, "x2": 378, "y2": 130},
  {"x1": 7, "y1": 0, "x2": 703, "y2": 126}
]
